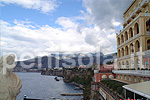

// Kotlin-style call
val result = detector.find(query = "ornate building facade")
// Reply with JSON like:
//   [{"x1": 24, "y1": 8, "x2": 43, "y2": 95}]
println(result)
[{"x1": 114, "y1": 0, "x2": 150, "y2": 83}]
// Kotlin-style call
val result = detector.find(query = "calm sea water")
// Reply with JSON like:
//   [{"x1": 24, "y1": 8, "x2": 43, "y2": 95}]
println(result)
[{"x1": 16, "y1": 72, "x2": 83, "y2": 100}]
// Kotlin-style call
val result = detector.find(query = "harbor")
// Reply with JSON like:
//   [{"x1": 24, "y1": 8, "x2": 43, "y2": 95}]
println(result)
[{"x1": 16, "y1": 73, "x2": 83, "y2": 100}]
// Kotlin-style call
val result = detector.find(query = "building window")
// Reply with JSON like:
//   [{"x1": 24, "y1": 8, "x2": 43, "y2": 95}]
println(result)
[
  {"x1": 120, "y1": 75, "x2": 122, "y2": 79},
  {"x1": 126, "y1": 61, "x2": 129, "y2": 69},
  {"x1": 137, "y1": 59, "x2": 141, "y2": 69},
  {"x1": 127, "y1": 76, "x2": 129, "y2": 81},
  {"x1": 145, "y1": 61, "x2": 149, "y2": 69},
  {"x1": 122, "y1": 62, "x2": 125, "y2": 69},
  {"x1": 131, "y1": 60, "x2": 134, "y2": 69},
  {"x1": 123, "y1": 76, "x2": 125, "y2": 80},
  {"x1": 144, "y1": 78, "x2": 149, "y2": 82},
  {"x1": 138, "y1": 78, "x2": 142, "y2": 83},
  {"x1": 116, "y1": 75, "x2": 118, "y2": 78},
  {"x1": 132, "y1": 77, "x2": 135, "y2": 82},
  {"x1": 119, "y1": 62, "x2": 121, "y2": 69},
  {"x1": 147, "y1": 39, "x2": 150, "y2": 50}
]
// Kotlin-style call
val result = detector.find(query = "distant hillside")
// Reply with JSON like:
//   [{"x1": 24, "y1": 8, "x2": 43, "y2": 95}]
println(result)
[{"x1": 14, "y1": 52, "x2": 117, "y2": 72}]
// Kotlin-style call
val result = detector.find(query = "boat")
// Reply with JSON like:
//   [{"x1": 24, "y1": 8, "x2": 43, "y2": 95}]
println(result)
[{"x1": 54, "y1": 77, "x2": 59, "y2": 81}]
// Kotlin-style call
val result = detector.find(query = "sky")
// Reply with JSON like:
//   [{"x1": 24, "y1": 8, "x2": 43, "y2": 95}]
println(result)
[{"x1": 0, "y1": 0, "x2": 133, "y2": 59}]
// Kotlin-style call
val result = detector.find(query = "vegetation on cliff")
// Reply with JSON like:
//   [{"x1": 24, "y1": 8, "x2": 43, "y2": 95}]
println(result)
[
  {"x1": 64, "y1": 67, "x2": 93, "y2": 100},
  {"x1": 101, "y1": 80, "x2": 127, "y2": 96}
]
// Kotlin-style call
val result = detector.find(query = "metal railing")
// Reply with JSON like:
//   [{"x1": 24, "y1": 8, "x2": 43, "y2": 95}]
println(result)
[{"x1": 112, "y1": 70, "x2": 150, "y2": 77}]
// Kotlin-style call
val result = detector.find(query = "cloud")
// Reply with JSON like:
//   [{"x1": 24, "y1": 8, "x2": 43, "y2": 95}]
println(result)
[
  {"x1": 82, "y1": 0, "x2": 133, "y2": 30},
  {"x1": 55, "y1": 17, "x2": 78, "y2": 30},
  {"x1": 0, "y1": 0, "x2": 59, "y2": 13},
  {"x1": 1, "y1": 18, "x2": 117, "y2": 60},
  {"x1": 1, "y1": 0, "x2": 133, "y2": 59}
]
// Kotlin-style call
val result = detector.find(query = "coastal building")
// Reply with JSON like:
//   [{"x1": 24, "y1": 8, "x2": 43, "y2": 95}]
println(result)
[
  {"x1": 112, "y1": 0, "x2": 150, "y2": 99},
  {"x1": 94, "y1": 64, "x2": 115, "y2": 82},
  {"x1": 113, "y1": 0, "x2": 150, "y2": 83}
]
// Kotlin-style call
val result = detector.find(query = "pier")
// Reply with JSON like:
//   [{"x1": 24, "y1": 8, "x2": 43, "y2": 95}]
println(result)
[{"x1": 61, "y1": 93, "x2": 83, "y2": 96}]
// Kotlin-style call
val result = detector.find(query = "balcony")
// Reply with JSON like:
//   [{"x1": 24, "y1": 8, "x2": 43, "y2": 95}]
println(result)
[
  {"x1": 129, "y1": 37, "x2": 133, "y2": 42},
  {"x1": 143, "y1": 50, "x2": 150, "y2": 56},
  {"x1": 147, "y1": 31, "x2": 150, "y2": 35},
  {"x1": 126, "y1": 17, "x2": 132, "y2": 23},
  {"x1": 125, "y1": 40, "x2": 128, "y2": 44},
  {"x1": 122, "y1": 56, "x2": 125, "y2": 59},
  {"x1": 141, "y1": 0, "x2": 149, "y2": 8},
  {"x1": 134, "y1": 33, "x2": 140, "y2": 38},
  {"x1": 118, "y1": 57, "x2": 121, "y2": 60},
  {"x1": 135, "y1": 51, "x2": 140, "y2": 56},
  {"x1": 130, "y1": 12, "x2": 136, "y2": 18},
  {"x1": 112, "y1": 70, "x2": 150, "y2": 77},
  {"x1": 125, "y1": 55, "x2": 129, "y2": 59},
  {"x1": 130, "y1": 53, "x2": 134, "y2": 58},
  {"x1": 135, "y1": 6, "x2": 141, "y2": 14}
]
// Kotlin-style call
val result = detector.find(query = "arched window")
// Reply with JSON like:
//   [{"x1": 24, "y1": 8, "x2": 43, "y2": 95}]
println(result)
[
  {"x1": 130, "y1": 43, "x2": 134, "y2": 54},
  {"x1": 118, "y1": 37, "x2": 120, "y2": 45},
  {"x1": 135, "y1": 40, "x2": 140, "y2": 52},
  {"x1": 102, "y1": 75, "x2": 107, "y2": 80},
  {"x1": 126, "y1": 61, "x2": 129, "y2": 69},
  {"x1": 109, "y1": 75, "x2": 114, "y2": 79},
  {"x1": 122, "y1": 48, "x2": 124, "y2": 57},
  {"x1": 122, "y1": 62, "x2": 125, "y2": 69},
  {"x1": 132, "y1": 77, "x2": 135, "y2": 82},
  {"x1": 145, "y1": 61, "x2": 149, "y2": 69},
  {"x1": 129, "y1": 28, "x2": 133, "y2": 38},
  {"x1": 147, "y1": 39, "x2": 150, "y2": 50},
  {"x1": 120, "y1": 75, "x2": 122, "y2": 79},
  {"x1": 116, "y1": 75, "x2": 118, "y2": 78},
  {"x1": 144, "y1": 78, "x2": 149, "y2": 82},
  {"x1": 125, "y1": 31, "x2": 128, "y2": 41},
  {"x1": 119, "y1": 62, "x2": 121, "y2": 69},
  {"x1": 138, "y1": 78, "x2": 141, "y2": 83},
  {"x1": 131, "y1": 60, "x2": 134, "y2": 69},
  {"x1": 121, "y1": 35, "x2": 124, "y2": 43},
  {"x1": 123, "y1": 76, "x2": 125, "y2": 80},
  {"x1": 125, "y1": 46, "x2": 129, "y2": 55},
  {"x1": 127, "y1": 76, "x2": 130, "y2": 81},
  {"x1": 118, "y1": 50, "x2": 121, "y2": 57},
  {"x1": 134, "y1": 23, "x2": 139, "y2": 35},
  {"x1": 137, "y1": 59, "x2": 141, "y2": 69}
]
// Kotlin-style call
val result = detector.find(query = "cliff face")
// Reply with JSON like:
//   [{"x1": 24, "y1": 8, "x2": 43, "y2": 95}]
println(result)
[
  {"x1": 41, "y1": 67, "x2": 93, "y2": 83},
  {"x1": 41, "y1": 69, "x2": 64, "y2": 77}
]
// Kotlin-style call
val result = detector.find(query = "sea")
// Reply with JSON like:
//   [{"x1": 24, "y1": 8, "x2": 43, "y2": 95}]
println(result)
[{"x1": 16, "y1": 72, "x2": 83, "y2": 100}]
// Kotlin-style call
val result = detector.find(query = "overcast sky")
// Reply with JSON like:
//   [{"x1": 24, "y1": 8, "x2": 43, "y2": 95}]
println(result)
[{"x1": 0, "y1": 0, "x2": 133, "y2": 59}]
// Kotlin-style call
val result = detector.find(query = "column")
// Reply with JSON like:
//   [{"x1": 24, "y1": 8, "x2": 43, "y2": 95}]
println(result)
[{"x1": 139, "y1": 17, "x2": 146, "y2": 35}]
